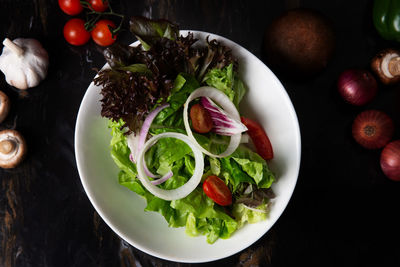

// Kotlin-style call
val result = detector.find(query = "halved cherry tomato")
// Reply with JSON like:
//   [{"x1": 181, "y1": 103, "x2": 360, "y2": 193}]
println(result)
[
  {"x1": 190, "y1": 103, "x2": 213, "y2": 133},
  {"x1": 203, "y1": 175, "x2": 232, "y2": 206},
  {"x1": 88, "y1": 0, "x2": 109, "y2": 12},
  {"x1": 63, "y1": 18, "x2": 91, "y2": 46},
  {"x1": 58, "y1": 0, "x2": 83, "y2": 15},
  {"x1": 241, "y1": 116, "x2": 274, "y2": 160},
  {"x1": 91, "y1": 19, "x2": 117, "y2": 46}
]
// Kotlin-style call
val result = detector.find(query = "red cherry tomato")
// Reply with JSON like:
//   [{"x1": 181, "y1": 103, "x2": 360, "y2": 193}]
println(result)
[
  {"x1": 91, "y1": 20, "x2": 117, "y2": 46},
  {"x1": 203, "y1": 175, "x2": 232, "y2": 206},
  {"x1": 63, "y1": 18, "x2": 91, "y2": 46},
  {"x1": 88, "y1": 0, "x2": 109, "y2": 12},
  {"x1": 241, "y1": 116, "x2": 274, "y2": 160},
  {"x1": 190, "y1": 103, "x2": 213, "y2": 133},
  {"x1": 58, "y1": 0, "x2": 83, "y2": 15}
]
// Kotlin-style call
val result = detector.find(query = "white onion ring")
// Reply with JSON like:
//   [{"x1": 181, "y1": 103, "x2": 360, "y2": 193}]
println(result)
[
  {"x1": 136, "y1": 132, "x2": 204, "y2": 201},
  {"x1": 183, "y1": 86, "x2": 242, "y2": 158}
]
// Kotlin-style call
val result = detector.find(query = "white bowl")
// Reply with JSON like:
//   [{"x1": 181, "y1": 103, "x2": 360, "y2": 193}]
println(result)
[{"x1": 75, "y1": 30, "x2": 301, "y2": 263}]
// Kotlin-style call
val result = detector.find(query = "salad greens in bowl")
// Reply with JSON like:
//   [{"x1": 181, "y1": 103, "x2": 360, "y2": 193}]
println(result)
[{"x1": 75, "y1": 17, "x2": 301, "y2": 263}]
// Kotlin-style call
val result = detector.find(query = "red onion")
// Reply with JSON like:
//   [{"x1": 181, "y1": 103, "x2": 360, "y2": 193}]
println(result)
[
  {"x1": 136, "y1": 103, "x2": 170, "y2": 157},
  {"x1": 200, "y1": 97, "x2": 247, "y2": 136},
  {"x1": 128, "y1": 103, "x2": 171, "y2": 180},
  {"x1": 352, "y1": 110, "x2": 394, "y2": 149},
  {"x1": 143, "y1": 161, "x2": 160, "y2": 179},
  {"x1": 337, "y1": 69, "x2": 378, "y2": 106},
  {"x1": 380, "y1": 140, "x2": 400, "y2": 181},
  {"x1": 151, "y1": 170, "x2": 173, "y2": 185}
]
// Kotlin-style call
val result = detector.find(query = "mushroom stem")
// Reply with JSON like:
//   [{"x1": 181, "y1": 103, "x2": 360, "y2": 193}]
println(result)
[
  {"x1": 388, "y1": 57, "x2": 400, "y2": 76},
  {"x1": 0, "y1": 139, "x2": 15, "y2": 154},
  {"x1": 3, "y1": 38, "x2": 24, "y2": 57}
]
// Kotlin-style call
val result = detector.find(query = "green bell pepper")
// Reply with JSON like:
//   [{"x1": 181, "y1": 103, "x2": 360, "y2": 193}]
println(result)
[{"x1": 373, "y1": 0, "x2": 400, "y2": 42}]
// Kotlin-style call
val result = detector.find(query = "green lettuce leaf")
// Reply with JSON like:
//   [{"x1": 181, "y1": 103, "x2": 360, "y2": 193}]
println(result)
[
  {"x1": 202, "y1": 63, "x2": 247, "y2": 109},
  {"x1": 220, "y1": 157, "x2": 253, "y2": 192},
  {"x1": 233, "y1": 76, "x2": 246, "y2": 109},
  {"x1": 153, "y1": 73, "x2": 200, "y2": 127},
  {"x1": 117, "y1": 63, "x2": 152, "y2": 75},
  {"x1": 232, "y1": 203, "x2": 269, "y2": 229},
  {"x1": 171, "y1": 188, "x2": 237, "y2": 243},
  {"x1": 203, "y1": 64, "x2": 235, "y2": 101},
  {"x1": 109, "y1": 120, "x2": 137, "y2": 178},
  {"x1": 230, "y1": 146, "x2": 276, "y2": 189}
]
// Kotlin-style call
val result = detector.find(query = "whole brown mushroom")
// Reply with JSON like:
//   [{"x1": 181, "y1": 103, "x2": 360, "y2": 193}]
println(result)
[
  {"x1": 371, "y1": 48, "x2": 400, "y2": 85},
  {"x1": 0, "y1": 129, "x2": 27, "y2": 169},
  {"x1": 263, "y1": 8, "x2": 335, "y2": 78},
  {"x1": 0, "y1": 90, "x2": 10, "y2": 123}
]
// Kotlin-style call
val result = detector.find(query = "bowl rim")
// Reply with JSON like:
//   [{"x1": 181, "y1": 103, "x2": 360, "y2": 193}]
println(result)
[{"x1": 75, "y1": 30, "x2": 301, "y2": 263}]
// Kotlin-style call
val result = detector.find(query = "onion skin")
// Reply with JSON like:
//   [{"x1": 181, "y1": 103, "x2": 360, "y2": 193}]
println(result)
[
  {"x1": 338, "y1": 70, "x2": 378, "y2": 106},
  {"x1": 380, "y1": 140, "x2": 400, "y2": 181},
  {"x1": 352, "y1": 110, "x2": 394, "y2": 149}
]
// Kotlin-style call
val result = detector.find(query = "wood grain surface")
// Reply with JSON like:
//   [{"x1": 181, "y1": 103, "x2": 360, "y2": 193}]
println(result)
[{"x1": 0, "y1": 0, "x2": 399, "y2": 266}]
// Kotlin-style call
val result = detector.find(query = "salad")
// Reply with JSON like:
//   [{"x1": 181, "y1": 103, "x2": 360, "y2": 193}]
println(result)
[{"x1": 93, "y1": 17, "x2": 276, "y2": 244}]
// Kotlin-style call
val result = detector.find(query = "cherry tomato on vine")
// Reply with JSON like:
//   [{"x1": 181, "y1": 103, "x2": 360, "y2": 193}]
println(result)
[
  {"x1": 241, "y1": 116, "x2": 274, "y2": 160},
  {"x1": 88, "y1": 0, "x2": 109, "y2": 12},
  {"x1": 63, "y1": 18, "x2": 91, "y2": 46},
  {"x1": 91, "y1": 19, "x2": 117, "y2": 46},
  {"x1": 58, "y1": 0, "x2": 83, "y2": 15},
  {"x1": 203, "y1": 175, "x2": 232, "y2": 206}
]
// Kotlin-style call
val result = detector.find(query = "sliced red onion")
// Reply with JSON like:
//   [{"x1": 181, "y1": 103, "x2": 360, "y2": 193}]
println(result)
[
  {"x1": 201, "y1": 97, "x2": 247, "y2": 136},
  {"x1": 129, "y1": 153, "x2": 135, "y2": 163},
  {"x1": 151, "y1": 170, "x2": 174, "y2": 185},
  {"x1": 143, "y1": 160, "x2": 160, "y2": 178},
  {"x1": 127, "y1": 103, "x2": 170, "y2": 176},
  {"x1": 135, "y1": 103, "x2": 170, "y2": 159},
  {"x1": 183, "y1": 86, "x2": 242, "y2": 158},
  {"x1": 127, "y1": 131, "x2": 140, "y2": 163},
  {"x1": 136, "y1": 132, "x2": 204, "y2": 201}
]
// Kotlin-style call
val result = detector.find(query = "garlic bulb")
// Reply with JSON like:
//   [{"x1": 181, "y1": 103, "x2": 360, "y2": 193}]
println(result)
[{"x1": 0, "y1": 38, "x2": 49, "y2": 90}]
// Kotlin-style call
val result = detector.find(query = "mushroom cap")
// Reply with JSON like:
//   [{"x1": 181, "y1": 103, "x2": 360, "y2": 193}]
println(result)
[
  {"x1": 0, "y1": 90, "x2": 10, "y2": 123},
  {"x1": 371, "y1": 48, "x2": 400, "y2": 85},
  {"x1": 0, "y1": 129, "x2": 27, "y2": 169},
  {"x1": 0, "y1": 38, "x2": 49, "y2": 90}
]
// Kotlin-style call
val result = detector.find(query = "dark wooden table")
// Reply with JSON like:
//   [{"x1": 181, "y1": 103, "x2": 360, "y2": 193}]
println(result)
[{"x1": 1, "y1": 0, "x2": 400, "y2": 266}]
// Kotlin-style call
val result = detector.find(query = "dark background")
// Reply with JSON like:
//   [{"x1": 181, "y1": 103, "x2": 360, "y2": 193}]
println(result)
[{"x1": 1, "y1": 0, "x2": 400, "y2": 266}]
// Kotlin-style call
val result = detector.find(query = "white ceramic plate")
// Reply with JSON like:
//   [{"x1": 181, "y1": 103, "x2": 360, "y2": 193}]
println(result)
[{"x1": 75, "y1": 30, "x2": 301, "y2": 263}]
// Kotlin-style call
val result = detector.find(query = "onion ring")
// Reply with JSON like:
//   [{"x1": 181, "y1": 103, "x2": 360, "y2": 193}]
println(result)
[
  {"x1": 183, "y1": 86, "x2": 242, "y2": 158},
  {"x1": 136, "y1": 132, "x2": 204, "y2": 200}
]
